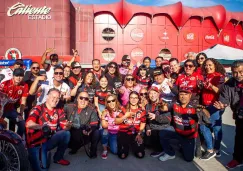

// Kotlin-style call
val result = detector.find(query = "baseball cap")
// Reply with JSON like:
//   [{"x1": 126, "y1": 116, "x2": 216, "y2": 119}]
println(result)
[
  {"x1": 71, "y1": 61, "x2": 81, "y2": 68},
  {"x1": 122, "y1": 55, "x2": 131, "y2": 61},
  {"x1": 153, "y1": 68, "x2": 163, "y2": 76},
  {"x1": 148, "y1": 86, "x2": 159, "y2": 93},
  {"x1": 14, "y1": 59, "x2": 24, "y2": 66},
  {"x1": 179, "y1": 87, "x2": 192, "y2": 93},
  {"x1": 13, "y1": 68, "x2": 25, "y2": 77}
]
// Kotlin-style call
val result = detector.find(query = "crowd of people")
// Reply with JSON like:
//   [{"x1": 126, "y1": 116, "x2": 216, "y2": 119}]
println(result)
[{"x1": 0, "y1": 48, "x2": 242, "y2": 171}]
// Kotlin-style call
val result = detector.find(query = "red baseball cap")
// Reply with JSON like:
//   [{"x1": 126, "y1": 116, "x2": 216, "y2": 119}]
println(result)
[
  {"x1": 179, "y1": 87, "x2": 192, "y2": 93},
  {"x1": 148, "y1": 86, "x2": 159, "y2": 93}
]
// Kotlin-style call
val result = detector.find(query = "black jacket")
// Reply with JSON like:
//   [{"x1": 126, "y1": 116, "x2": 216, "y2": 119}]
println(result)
[
  {"x1": 64, "y1": 103, "x2": 99, "y2": 129},
  {"x1": 219, "y1": 78, "x2": 243, "y2": 118}
]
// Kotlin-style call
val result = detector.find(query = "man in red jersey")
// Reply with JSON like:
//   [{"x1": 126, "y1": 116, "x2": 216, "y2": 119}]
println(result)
[
  {"x1": 158, "y1": 88, "x2": 199, "y2": 162},
  {"x1": 0, "y1": 68, "x2": 28, "y2": 137}
]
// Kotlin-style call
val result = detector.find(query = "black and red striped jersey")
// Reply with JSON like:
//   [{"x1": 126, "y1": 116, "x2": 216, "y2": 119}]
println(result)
[
  {"x1": 26, "y1": 103, "x2": 68, "y2": 147},
  {"x1": 95, "y1": 86, "x2": 115, "y2": 105}
]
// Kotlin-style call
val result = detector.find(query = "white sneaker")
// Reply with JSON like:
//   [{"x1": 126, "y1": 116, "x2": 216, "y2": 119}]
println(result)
[{"x1": 159, "y1": 153, "x2": 175, "y2": 161}]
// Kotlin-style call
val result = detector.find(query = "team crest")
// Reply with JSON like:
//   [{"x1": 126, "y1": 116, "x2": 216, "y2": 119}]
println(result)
[
  {"x1": 5, "y1": 48, "x2": 22, "y2": 60},
  {"x1": 187, "y1": 109, "x2": 192, "y2": 114},
  {"x1": 17, "y1": 90, "x2": 22, "y2": 95}
]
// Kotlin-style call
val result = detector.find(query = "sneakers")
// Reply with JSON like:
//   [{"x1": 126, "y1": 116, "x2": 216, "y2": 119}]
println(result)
[
  {"x1": 158, "y1": 153, "x2": 175, "y2": 161},
  {"x1": 200, "y1": 151, "x2": 216, "y2": 161},
  {"x1": 216, "y1": 151, "x2": 221, "y2": 158},
  {"x1": 54, "y1": 159, "x2": 70, "y2": 166},
  {"x1": 226, "y1": 160, "x2": 243, "y2": 169},
  {"x1": 101, "y1": 151, "x2": 108, "y2": 159},
  {"x1": 150, "y1": 151, "x2": 165, "y2": 158}
]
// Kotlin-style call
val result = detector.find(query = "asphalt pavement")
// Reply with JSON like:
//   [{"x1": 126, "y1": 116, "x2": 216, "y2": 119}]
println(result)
[{"x1": 48, "y1": 107, "x2": 242, "y2": 171}]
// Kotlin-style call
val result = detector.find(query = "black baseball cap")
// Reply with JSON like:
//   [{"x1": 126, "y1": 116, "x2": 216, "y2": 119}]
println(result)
[
  {"x1": 71, "y1": 61, "x2": 81, "y2": 68},
  {"x1": 13, "y1": 68, "x2": 25, "y2": 77},
  {"x1": 122, "y1": 55, "x2": 131, "y2": 61},
  {"x1": 153, "y1": 68, "x2": 163, "y2": 76},
  {"x1": 14, "y1": 59, "x2": 24, "y2": 66}
]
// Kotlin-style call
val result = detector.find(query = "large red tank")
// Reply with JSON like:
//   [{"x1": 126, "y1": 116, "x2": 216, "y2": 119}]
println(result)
[{"x1": 0, "y1": 0, "x2": 242, "y2": 66}]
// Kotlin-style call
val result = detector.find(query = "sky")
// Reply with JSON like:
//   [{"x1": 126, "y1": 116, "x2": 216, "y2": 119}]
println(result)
[{"x1": 71, "y1": 0, "x2": 243, "y2": 11}]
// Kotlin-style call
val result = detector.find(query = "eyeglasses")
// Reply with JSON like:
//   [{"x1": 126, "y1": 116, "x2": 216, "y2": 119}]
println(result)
[
  {"x1": 126, "y1": 78, "x2": 134, "y2": 81},
  {"x1": 184, "y1": 64, "x2": 194, "y2": 68},
  {"x1": 79, "y1": 96, "x2": 89, "y2": 101},
  {"x1": 140, "y1": 92, "x2": 148, "y2": 96},
  {"x1": 32, "y1": 67, "x2": 40, "y2": 70},
  {"x1": 107, "y1": 99, "x2": 116, "y2": 103},
  {"x1": 109, "y1": 65, "x2": 116, "y2": 69},
  {"x1": 54, "y1": 72, "x2": 63, "y2": 75},
  {"x1": 199, "y1": 57, "x2": 205, "y2": 60}
]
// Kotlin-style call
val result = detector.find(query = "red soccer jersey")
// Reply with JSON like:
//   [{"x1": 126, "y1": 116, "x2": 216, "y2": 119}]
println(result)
[
  {"x1": 0, "y1": 79, "x2": 29, "y2": 112},
  {"x1": 202, "y1": 72, "x2": 225, "y2": 105},
  {"x1": 117, "y1": 108, "x2": 146, "y2": 134},
  {"x1": 26, "y1": 103, "x2": 68, "y2": 147},
  {"x1": 176, "y1": 72, "x2": 204, "y2": 94}
]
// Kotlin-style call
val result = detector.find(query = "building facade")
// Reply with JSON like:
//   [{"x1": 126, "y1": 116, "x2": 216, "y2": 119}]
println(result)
[{"x1": 0, "y1": 0, "x2": 243, "y2": 65}]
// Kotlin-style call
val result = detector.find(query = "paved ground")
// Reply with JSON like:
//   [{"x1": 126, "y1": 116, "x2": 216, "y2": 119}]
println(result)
[{"x1": 48, "y1": 107, "x2": 242, "y2": 171}]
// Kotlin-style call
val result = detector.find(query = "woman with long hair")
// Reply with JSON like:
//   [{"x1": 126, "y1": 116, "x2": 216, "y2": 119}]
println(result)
[
  {"x1": 139, "y1": 88, "x2": 149, "y2": 110},
  {"x1": 71, "y1": 71, "x2": 97, "y2": 103},
  {"x1": 115, "y1": 91, "x2": 146, "y2": 159},
  {"x1": 135, "y1": 64, "x2": 152, "y2": 89},
  {"x1": 94, "y1": 75, "x2": 115, "y2": 118},
  {"x1": 199, "y1": 58, "x2": 226, "y2": 161},
  {"x1": 195, "y1": 53, "x2": 207, "y2": 74},
  {"x1": 119, "y1": 74, "x2": 141, "y2": 106},
  {"x1": 104, "y1": 62, "x2": 122, "y2": 91},
  {"x1": 100, "y1": 94, "x2": 124, "y2": 159}
]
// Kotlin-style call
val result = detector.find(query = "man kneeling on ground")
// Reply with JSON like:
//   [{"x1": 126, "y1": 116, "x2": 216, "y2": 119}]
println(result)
[
  {"x1": 158, "y1": 88, "x2": 199, "y2": 162},
  {"x1": 26, "y1": 88, "x2": 71, "y2": 171}
]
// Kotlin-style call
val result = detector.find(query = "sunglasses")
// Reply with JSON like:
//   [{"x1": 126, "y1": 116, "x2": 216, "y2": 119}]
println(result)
[
  {"x1": 199, "y1": 57, "x2": 205, "y2": 60},
  {"x1": 51, "y1": 59, "x2": 58, "y2": 62},
  {"x1": 32, "y1": 67, "x2": 40, "y2": 70},
  {"x1": 79, "y1": 96, "x2": 89, "y2": 101},
  {"x1": 72, "y1": 67, "x2": 81, "y2": 69},
  {"x1": 109, "y1": 65, "x2": 116, "y2": 69},
  {"x1": 140, "y1": 92, "x2": 148, "y2": 96},
  {"x1": 107, "y1": 99, "x2": 116, "y2": 103},
  {"x1": 54, "y1": 72, "x2": 63, "y2": 75},
  {"x1": 184, "y1": 64, "x2": 194, "y2": 68},
  {"x1": 126, "y1": 78, "x2": 134, "y2": 81},
  {"x1": 140, "y1": 69, "x2": 146, "y2": 71}
]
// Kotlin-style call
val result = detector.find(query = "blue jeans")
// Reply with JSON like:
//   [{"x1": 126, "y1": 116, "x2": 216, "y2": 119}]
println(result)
[
  {"x1": 101, "y1": 129, "x2": 118, "y2": 154},
  {"x1": 28, "y1": 130, "x2": 70, "y2": 171},
  {"x1": 159, "y1": 126, "x2": 196, "y2": 162},
  {"x1": 200, "y1": 105, "x2": 223, "y2": 151},
  {"x1": 3, "y1": 110, "x2": 25, "y2": 137}
]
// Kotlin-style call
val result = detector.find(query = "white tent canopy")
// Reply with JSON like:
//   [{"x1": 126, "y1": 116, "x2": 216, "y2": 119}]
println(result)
[{"x1": 201, "y1": 44, "x2": 243, "y2": 60}]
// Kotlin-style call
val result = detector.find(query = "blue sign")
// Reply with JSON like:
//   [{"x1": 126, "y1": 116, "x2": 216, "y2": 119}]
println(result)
[{"x1": 0, "y1": 59, "x2": 32, "y2": 69}]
